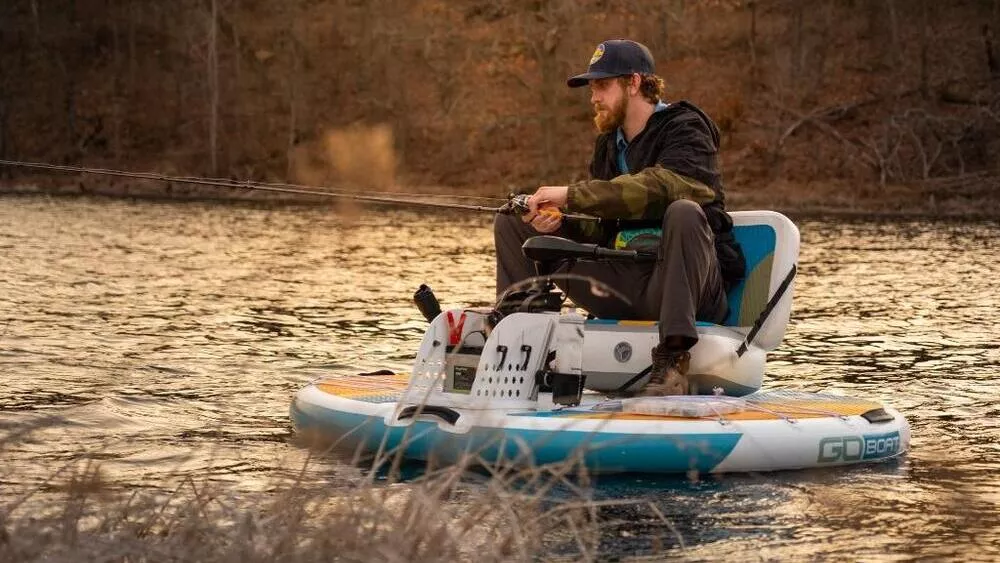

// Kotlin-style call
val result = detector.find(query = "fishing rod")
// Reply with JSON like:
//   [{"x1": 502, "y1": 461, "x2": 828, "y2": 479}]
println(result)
[{"x1": 0, "y1": 159, "x2": 600, "y2": 221}]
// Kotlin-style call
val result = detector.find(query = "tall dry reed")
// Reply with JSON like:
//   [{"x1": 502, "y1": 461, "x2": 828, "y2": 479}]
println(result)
[{"x1": 1, "y1": 418, "x2": 682, "y2": 562}]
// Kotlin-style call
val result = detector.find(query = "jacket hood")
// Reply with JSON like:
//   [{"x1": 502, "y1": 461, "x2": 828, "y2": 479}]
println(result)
[{"x1": 658, "y1": 100, "x2": 721, "y2": 147}]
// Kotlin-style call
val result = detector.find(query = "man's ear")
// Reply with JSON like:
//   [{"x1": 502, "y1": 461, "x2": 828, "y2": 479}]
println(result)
[{"x1": 630, "y1": 73, "x2": 641, "y2": 96}]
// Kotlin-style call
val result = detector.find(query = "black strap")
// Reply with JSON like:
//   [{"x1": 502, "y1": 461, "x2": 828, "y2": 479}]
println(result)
[
  {"x1": 611, "y1": 264, "x2": 796, "y2": 391},
  {"x1": 397, "y1": 405, "x2": 461, "y2": 425},
  {"x1": 614, "y1": 365, "x2": 653, "y2": 394},
  {"x1": 736, "y1": 264, "x2": 797, "y2": 358}
]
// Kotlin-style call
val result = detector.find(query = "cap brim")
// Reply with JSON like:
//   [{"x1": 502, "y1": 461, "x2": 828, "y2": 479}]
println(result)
[{"x1": 566, "y1": 71, "x2": 621, "y2": 88}]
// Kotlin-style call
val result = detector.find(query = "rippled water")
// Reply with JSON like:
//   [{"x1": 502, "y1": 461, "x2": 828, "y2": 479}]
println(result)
[{"x1": 1, "y1": 196, "x2": 998, "y2": 560}]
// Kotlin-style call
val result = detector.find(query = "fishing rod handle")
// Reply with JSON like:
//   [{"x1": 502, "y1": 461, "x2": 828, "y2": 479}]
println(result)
[
  {"x1": 500, "y1": 193, "x2": 600, "y2": 223},
  {"x1": 502, "y1": 193, "x2": 561, "y2": 217}
]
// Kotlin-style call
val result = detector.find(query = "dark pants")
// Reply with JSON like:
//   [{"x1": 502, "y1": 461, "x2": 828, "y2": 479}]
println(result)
[{"x1": 494, "y1": 200, "x2": 727, "y2": 348}]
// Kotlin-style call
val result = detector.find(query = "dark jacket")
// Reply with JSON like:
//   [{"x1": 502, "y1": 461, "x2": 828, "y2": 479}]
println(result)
[{"x1": 566, "y1": 100, "x2": 745, "y2": 289}]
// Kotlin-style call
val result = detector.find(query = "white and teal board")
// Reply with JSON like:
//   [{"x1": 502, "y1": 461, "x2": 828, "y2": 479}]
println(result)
[{"x1": 291, "y1": 375, "x2": 910, "y2": 474}]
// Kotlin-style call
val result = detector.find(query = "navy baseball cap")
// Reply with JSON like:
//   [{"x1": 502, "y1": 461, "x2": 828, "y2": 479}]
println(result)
[{"x1": 567, "y1": 40, "x2": 655, "y2": 88}]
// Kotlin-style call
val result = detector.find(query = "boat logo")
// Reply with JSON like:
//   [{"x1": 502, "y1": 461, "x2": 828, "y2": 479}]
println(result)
[
  {"x1": 817, "y1": 431, "x2": 901, "y2": 463},
  {"x1": 613, "y1": 341, "x2": 632, "y2": 363}
]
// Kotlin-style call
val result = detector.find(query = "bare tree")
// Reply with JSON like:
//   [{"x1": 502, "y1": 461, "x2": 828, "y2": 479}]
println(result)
[
  {"x1": 995, "y1": 0, "x2": 1000, "y2": 44},
  {"x1": 0, "y1": 78, "x2": 8, "y2": 162},
  {"x1": 747, "y1": 0, "x2": 758, "y2": 85},
  {"x1": 284, "y1": 25, "x2": 303, "y2": 179},
  {"x1": 109, "y1": 0, "x2": 123, "y2": 162},
  {"x1": 207, "y1": 0, "x2": 220, "y2": 175},
  {"x1": 519, "y1": 0, "x2": 584, "y2": 178},
  {"x1": 885, "y1": 0, "x2": 900, "y2": 70},
  {"x1": 985, "y1": 22, "x2": 999, "y2": 79},
  {"x1": 28, "y1": 0, "x2": 79, "y2": 158},
  {"x1": 128, "y1": 0, "x2": 137, "y2": 93},
  {"x1": 791, "y1": 1, "x2": 804, "y2": 83},
  {"x1": 0, "y1": 3, "x2": 9, "y2": 162},
  {"x1": 533, "y1": 26, "x2": 561, "y2": 178},
  {"x1": 919, "y1": 0, "x2": 931, "y2": 99}
]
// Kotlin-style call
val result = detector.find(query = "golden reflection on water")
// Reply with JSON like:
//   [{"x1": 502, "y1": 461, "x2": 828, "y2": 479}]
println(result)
[{"x1": 0, "y1": 197, "x2": 998, "y2": 559}]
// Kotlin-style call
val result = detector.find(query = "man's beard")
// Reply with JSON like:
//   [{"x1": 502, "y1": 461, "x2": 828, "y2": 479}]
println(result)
[{"x1": 593, "y1": 95, "x2": 628, "y2": 134}]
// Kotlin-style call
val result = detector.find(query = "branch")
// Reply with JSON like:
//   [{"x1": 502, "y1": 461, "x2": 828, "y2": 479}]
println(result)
[{"x1": 769, "y1": 98, "x2": 878, "y2": 168}]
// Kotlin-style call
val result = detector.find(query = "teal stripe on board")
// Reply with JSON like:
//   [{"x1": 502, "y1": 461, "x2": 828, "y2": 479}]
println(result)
[{"x1": 291, "y1": 400, "x2": 743, "y2": 473}]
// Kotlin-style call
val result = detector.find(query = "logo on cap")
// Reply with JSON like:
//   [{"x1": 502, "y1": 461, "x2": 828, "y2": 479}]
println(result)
[{"x1": 589, "y1": 44, "x2": 605, "y2": 65}]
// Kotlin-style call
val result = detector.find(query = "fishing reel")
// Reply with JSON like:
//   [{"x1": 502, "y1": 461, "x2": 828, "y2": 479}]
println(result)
[
  {"x1": 497, "y1": 193, "x2": 532, "y2": 216},
  {"x1": 497, "y1": 193, "x2": 565, "y2": 220},
  {"x1": 499, "y1": 193, "x2": 602, "y2": 224}
]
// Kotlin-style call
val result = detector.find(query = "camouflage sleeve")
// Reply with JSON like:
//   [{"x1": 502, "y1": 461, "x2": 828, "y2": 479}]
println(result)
[{"x1": 565, "y1": 166, "x2": 717, "y2": 220}]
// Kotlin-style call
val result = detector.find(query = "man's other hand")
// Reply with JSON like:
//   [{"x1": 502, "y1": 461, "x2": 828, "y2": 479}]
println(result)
[
  {"x1": 522, "y1": 186, "x2": 568, "y2": 233},
  {"x1": 530, "y1": 206, "x2": 563, "y2": 233}
]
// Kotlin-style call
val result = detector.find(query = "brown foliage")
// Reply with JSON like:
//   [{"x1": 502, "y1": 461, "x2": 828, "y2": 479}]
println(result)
[{"x1": 0, "y1": 0, "x2": 998, "y2": 205}]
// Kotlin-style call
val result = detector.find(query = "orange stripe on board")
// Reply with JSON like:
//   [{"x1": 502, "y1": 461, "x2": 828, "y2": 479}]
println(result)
[
  {"x1": 316, "y1": 374, "x2": 410, "y2": 399},
  {"x1": 561, "y1": 399, "x2": 882, "y2": 421},
  {"x1": 616, "y1": 320, "x2": 657, "y2": 327},
  {"x1": 312, "y1": 375, "x2": 882, "y2": 421}
]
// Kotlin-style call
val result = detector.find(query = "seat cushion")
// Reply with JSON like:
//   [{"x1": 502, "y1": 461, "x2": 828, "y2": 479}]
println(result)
[{"x1": 723, "y1": 224, "x2": 777, "y2": 327}]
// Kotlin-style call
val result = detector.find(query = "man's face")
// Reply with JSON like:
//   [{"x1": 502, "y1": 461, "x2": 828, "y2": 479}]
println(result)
[{"x1": 589, "y1": 77, "x2": 629, "y2": 134}]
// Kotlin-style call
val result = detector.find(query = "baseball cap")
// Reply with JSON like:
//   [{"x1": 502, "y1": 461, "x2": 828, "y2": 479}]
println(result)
[{"x1": 567, "y1": 40, "x2": 655, "y2": 88}]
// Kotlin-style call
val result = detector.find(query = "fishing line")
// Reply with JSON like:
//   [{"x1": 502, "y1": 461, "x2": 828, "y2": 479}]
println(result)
[
  {"x1": 1, "y1": 159, "x2": 507, "y2": 202},
  {"x1": 0, "y1": 159, "x2": 600, "y2": 221},
  {"x1": 0, "y1": 159, "x2": 509, "y2": 212}
]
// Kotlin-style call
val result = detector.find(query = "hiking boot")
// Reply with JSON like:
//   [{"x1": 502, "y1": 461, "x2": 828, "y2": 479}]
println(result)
[{"x1": 639, "y1": 346, "x2": 691, "y2": 396}]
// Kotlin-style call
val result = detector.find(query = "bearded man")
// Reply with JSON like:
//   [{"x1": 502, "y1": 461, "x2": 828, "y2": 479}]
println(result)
[{"x1": 493, "y1": 39, "x2": 744, "y2": 396}]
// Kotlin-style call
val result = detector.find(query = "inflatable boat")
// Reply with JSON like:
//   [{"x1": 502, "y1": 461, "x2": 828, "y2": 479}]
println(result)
[{"x1": 290, "y1": 211, "x2": 910, "y2": 474}]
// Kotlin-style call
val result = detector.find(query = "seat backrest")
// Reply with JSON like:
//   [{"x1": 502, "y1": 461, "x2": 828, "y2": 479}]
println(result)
[{"x1": 722, "y1": 211, "x2": 800, "y2": 350}]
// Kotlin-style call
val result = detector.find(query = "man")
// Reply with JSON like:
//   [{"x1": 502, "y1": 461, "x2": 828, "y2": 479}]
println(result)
[{"x1": 494, "y1": 39, "x2": 744, "y2": 396}]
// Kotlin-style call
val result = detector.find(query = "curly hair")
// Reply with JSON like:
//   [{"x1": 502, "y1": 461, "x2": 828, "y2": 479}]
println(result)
[{"x1": 618, "y1": 73, "x2": 665, "y2": 104}]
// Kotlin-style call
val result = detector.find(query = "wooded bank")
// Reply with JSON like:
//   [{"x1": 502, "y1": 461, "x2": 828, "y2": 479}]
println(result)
[{"x1": 1, "y1": 0, "x2": 998, "y2": 214}]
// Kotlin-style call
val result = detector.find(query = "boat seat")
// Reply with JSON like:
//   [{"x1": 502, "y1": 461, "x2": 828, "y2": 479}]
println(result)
[
  {"x1": 718, "y1": 210, "x2": 800, "y2": 350},
  {"x1": 583, "y1": 211, "x2": 800, "y2": 349},
  {"x1": 575, "y1": 211, "x2": 800, "y2": 395}
]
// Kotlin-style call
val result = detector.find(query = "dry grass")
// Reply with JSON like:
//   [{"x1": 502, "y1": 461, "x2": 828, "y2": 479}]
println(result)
[{"x1": 0, "y1": 419, "x2": 683, "y2": 562}]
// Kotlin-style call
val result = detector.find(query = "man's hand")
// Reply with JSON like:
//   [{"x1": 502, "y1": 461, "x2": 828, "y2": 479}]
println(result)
[{"x1": 522, "y1": 186, "x2": 569, "y2": 233}]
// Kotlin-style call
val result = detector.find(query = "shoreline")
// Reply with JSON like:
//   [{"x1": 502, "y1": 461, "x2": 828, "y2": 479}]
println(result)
[{"x1": 3, "y1": 174, "x2": 999, "y2": 221}]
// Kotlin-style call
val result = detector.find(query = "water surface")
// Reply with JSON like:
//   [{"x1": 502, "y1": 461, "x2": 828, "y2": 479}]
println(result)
[{"x1": 1, "y1": 196, "x2": 997, "y2": 560}]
